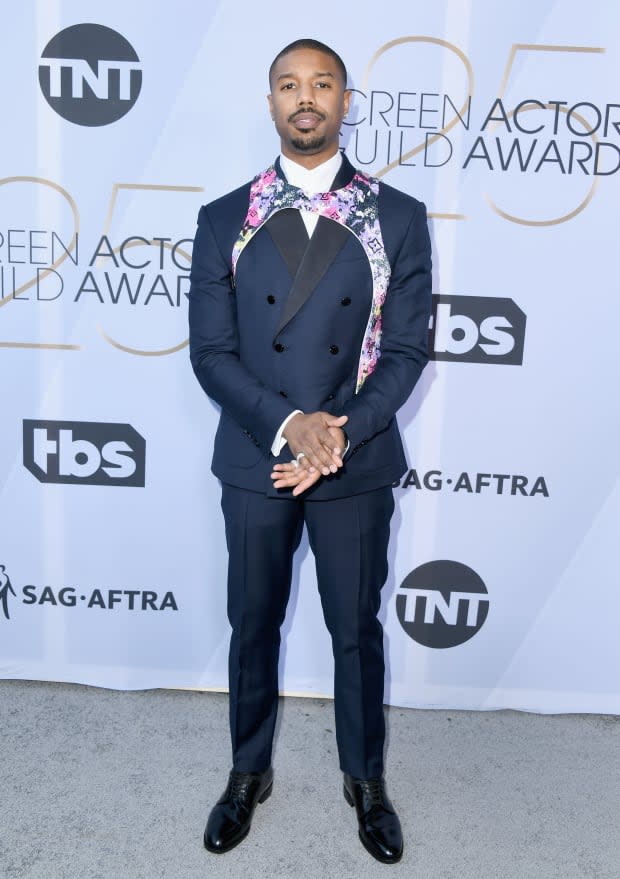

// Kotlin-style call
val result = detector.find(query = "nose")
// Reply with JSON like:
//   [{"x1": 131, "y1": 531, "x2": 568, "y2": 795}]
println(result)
[{"x1": 297, "y1": 82, "x2": 314, "y2": 105}]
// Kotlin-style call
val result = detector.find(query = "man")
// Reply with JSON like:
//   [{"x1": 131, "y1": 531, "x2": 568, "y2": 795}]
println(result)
[{"x1": 188, "y1": 38, "x2": 432, "y2": 863}]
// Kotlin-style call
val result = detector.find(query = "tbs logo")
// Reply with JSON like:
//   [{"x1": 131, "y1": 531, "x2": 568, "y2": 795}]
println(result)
[
  {"x1": 23, "y1": 420, "x2": 145, "y2": 487},
  {"x1": 430, "y1": 295, "x2": 526, "y2": 365},
  {"x1": 39, "y1": 24, "x2": 142, "y2": 126}
]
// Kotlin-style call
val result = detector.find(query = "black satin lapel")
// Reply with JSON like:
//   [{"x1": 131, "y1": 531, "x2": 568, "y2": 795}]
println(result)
[
  {"x1": 275, "y1": 217, "x2": 351, "y2": 337},
  {"x1": 329, "y1": 153, "x2": 356, "y2": 189},
  {"x1": 265, "y1": 209, "x2": 309, "y2": 279}
]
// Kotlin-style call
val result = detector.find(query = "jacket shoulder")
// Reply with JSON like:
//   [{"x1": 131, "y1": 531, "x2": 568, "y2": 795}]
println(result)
[
  {"x1": 377, "y1": 179, "x2": 426, "y2": 220},
  {"x1": 203, "y1": 179, "x2": 253, "y2": 220},
  {"x1": 374, "y1": 180, "x2": 428, "y2": 263},
  {"x1": 193, "y1": 181, "x2": 253, "y2": 262}
]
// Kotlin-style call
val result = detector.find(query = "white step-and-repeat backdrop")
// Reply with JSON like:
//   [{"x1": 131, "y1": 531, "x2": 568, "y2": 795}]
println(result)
[{"x1": 2, "y1": 1, "x2": 618, "y2": 713}]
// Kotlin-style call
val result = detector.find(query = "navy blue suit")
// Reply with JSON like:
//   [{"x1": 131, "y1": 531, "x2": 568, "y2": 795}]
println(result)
[{"x1": 189, "y1": 155, "x2": 431, "y2": 777}]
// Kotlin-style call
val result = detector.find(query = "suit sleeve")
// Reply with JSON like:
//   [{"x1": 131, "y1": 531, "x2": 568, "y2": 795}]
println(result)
[
  {"x1": 188, "y1": 205, "x2": 294, "y2": 450},
  {"x1": 340, "y1": 199, "x2": 432, "y2": 452}
]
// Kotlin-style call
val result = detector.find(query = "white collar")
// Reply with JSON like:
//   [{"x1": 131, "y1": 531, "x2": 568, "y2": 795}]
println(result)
[{"x1": 279, "y1": 151, "x2": 343, "y2": 195}]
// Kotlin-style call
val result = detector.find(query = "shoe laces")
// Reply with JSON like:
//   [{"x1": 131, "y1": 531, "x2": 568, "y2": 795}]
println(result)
[
  {"x1": 228, "y1": 771, "x2": 254, "y2": 798},
  {"x1": 360, "y1": 777, "x2": 385, "y2": 806}
]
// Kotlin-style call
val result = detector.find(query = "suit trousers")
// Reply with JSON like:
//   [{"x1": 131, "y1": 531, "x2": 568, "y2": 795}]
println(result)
[{"x1": 220, "y1": 482, "x2": 395, "y2": 780}]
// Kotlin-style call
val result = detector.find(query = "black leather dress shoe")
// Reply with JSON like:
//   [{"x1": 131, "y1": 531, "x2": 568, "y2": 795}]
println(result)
[
  {"x1": 343, "y1": 773, "x2": 403, "y2": 863},
  {"x1": 204, "y1": 767, "x2": 273, "y2": 853}
]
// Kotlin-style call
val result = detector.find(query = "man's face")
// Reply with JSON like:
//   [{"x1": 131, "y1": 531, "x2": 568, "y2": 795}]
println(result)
[{"x1": 267, "y1": 48, "x2": 351, "y2": 164}]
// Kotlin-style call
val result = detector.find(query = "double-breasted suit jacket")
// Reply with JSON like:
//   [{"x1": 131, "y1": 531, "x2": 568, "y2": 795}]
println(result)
[{"x1": 189, "y1": 154, "x2": 432, "y2": 498}]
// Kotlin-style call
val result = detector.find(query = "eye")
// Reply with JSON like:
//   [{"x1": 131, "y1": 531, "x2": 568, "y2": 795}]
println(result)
[
  {"x1": 281, "y1": 82, "x2": 295, "y2": 90},
  {"x1": 316, "y1": 81, "x2": 331, "y2": 88}
]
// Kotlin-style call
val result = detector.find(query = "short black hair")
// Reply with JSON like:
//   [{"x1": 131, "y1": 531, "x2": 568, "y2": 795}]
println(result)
[{"x1": 269, "y1": 38, "x2": 348, "y2": 88}]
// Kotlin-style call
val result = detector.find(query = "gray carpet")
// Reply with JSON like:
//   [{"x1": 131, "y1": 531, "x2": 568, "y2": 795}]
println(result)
[{"x1": 0, "y1": 680, "x2": 618, "y2": 878}]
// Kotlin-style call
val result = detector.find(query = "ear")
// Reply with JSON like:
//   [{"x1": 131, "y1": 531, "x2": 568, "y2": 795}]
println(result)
[
  {"x1": 267, "y1": 93, "x2": 274, "y2": 119},
  {"x1": 343, "y1": 89, "x2": 352, "y2": 117}
]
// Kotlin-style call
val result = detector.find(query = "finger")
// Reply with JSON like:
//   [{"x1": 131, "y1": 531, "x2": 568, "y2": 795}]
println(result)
[
  {"x1": 285, "y1": 417, "x2": 337, "y2": 473},
  {"x1": 273, "y1": 458, "x2": 316, "y2": 477},
  {"x1": 290, "y1": 418, "x2": 345, "y2": 474},
  {"x1": 319, "y1": 443, "x2": 343, "y2": 467},
  {"x1": 292, "y1": 473, "x2": 321, "y2": 496},
  {"x1": 291, "y1": 467, "x2": 322, "y2": 494},
  {"x1": 296, "y1": 454, "x2": 315, "y2": 474},
  {"x1": 305, "y1": 428, "x2": 346, "y2": 473},
  {"x1": 271, "y1": 462, "x2": 299, "y2": 474},
  {"x1": 294, "y1": 436, "x2": 330, "y2": 475},
  {"x1": 272, "y1": 470, "x2": 316, "y2": 489},
  {"x1": 324, "y1": 414, "x2": 348, "y2": 427},
  {"x1": 272, "y1": 476, "x2": 304, "y2": 488},
  {"x1": 303, "y1": 442, "x2": 336, "y2": 476},
  {"x1": 270, "y1": 468, "x2": 305, "y2": 485},
  {"x1": 271, "y1": 473, "x2": 301, "y2": 484},
  {"x1": 316, "y1": 439, "x2": 344, "y2": 471},
  {"x1": 270, "y1": 468, "x2": 305, "y2": 484},
  {"x1": 325, "y1": 422, "x2": 346, "y2": 461},
  {"x1": 284, "y1": 445, "x2": 315, "y2": 474}
]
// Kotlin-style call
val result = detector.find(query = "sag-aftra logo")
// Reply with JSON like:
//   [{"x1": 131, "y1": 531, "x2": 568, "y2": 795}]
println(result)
[
  {"x1": 0, "y1": 564, "x2": 178, "y2": 620},
  {"x1": 0, "y1": 565, "x2": 17, "y2": 621}
]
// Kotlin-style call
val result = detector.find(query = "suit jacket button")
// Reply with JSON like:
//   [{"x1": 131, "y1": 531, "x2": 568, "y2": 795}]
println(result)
[
  {"x1": 341, "y1": 297, "x2": 351, "y2": 306},
  {"x1": 267, "y1": 294, "x2": 276, "y2": 304},
  {"x1": 327, "y1": 393, "x2": 335, "y2": 400},
  {"x1": 274, "y1": 342, "x2": 285, "y2": 352},
  {"x1": 329, "y1": 345, "x2": 339, "y2": 355}
]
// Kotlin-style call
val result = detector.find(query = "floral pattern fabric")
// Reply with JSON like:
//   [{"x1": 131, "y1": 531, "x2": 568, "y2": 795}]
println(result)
[{"x1": 231, "y1": 165, "x2": 390, "y2": 392}]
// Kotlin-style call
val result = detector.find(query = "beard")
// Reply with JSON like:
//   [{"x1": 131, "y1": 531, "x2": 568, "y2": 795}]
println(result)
[{"x1": 290, "y1": 134, "x2": 327, "y2": 153}]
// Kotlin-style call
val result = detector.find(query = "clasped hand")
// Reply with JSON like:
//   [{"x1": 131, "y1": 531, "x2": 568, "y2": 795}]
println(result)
[{"x1": 270, "y1": 411, "x2": 348, "y2": 497}]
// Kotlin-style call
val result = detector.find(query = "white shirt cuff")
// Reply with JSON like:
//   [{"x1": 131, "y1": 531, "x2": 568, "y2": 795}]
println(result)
[{"x1": 271, "y1": 410, "x2": 303, "y2": 456}]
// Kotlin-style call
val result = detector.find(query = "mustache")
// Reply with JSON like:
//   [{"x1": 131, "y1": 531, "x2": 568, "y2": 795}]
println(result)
[{"x1": 288, "y1": 109, "x2": 326, "y2": 122}]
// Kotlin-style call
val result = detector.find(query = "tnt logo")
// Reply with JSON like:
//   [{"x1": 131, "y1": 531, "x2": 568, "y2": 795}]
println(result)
[
  {"x1": 39, "y1": 24, "x2": 142, "y2": 126},
  {"x1": 23, "y1": 420, "x2": 145, "y2": 487},
  {"x1": 429, "y1": 295, "x2": 526, "y2": 365},
  {"x1": 396, "y1": 560, "x2": 489, "y2": 648}
]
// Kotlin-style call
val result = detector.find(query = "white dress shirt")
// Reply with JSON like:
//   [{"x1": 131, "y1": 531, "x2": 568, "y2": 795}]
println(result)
[
  {"x1": 271, "y1": 150, "x2": 345, "y2": 457},
  {"x1": 279, "y1": 151, "x2": 343, "y2": 237}
]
